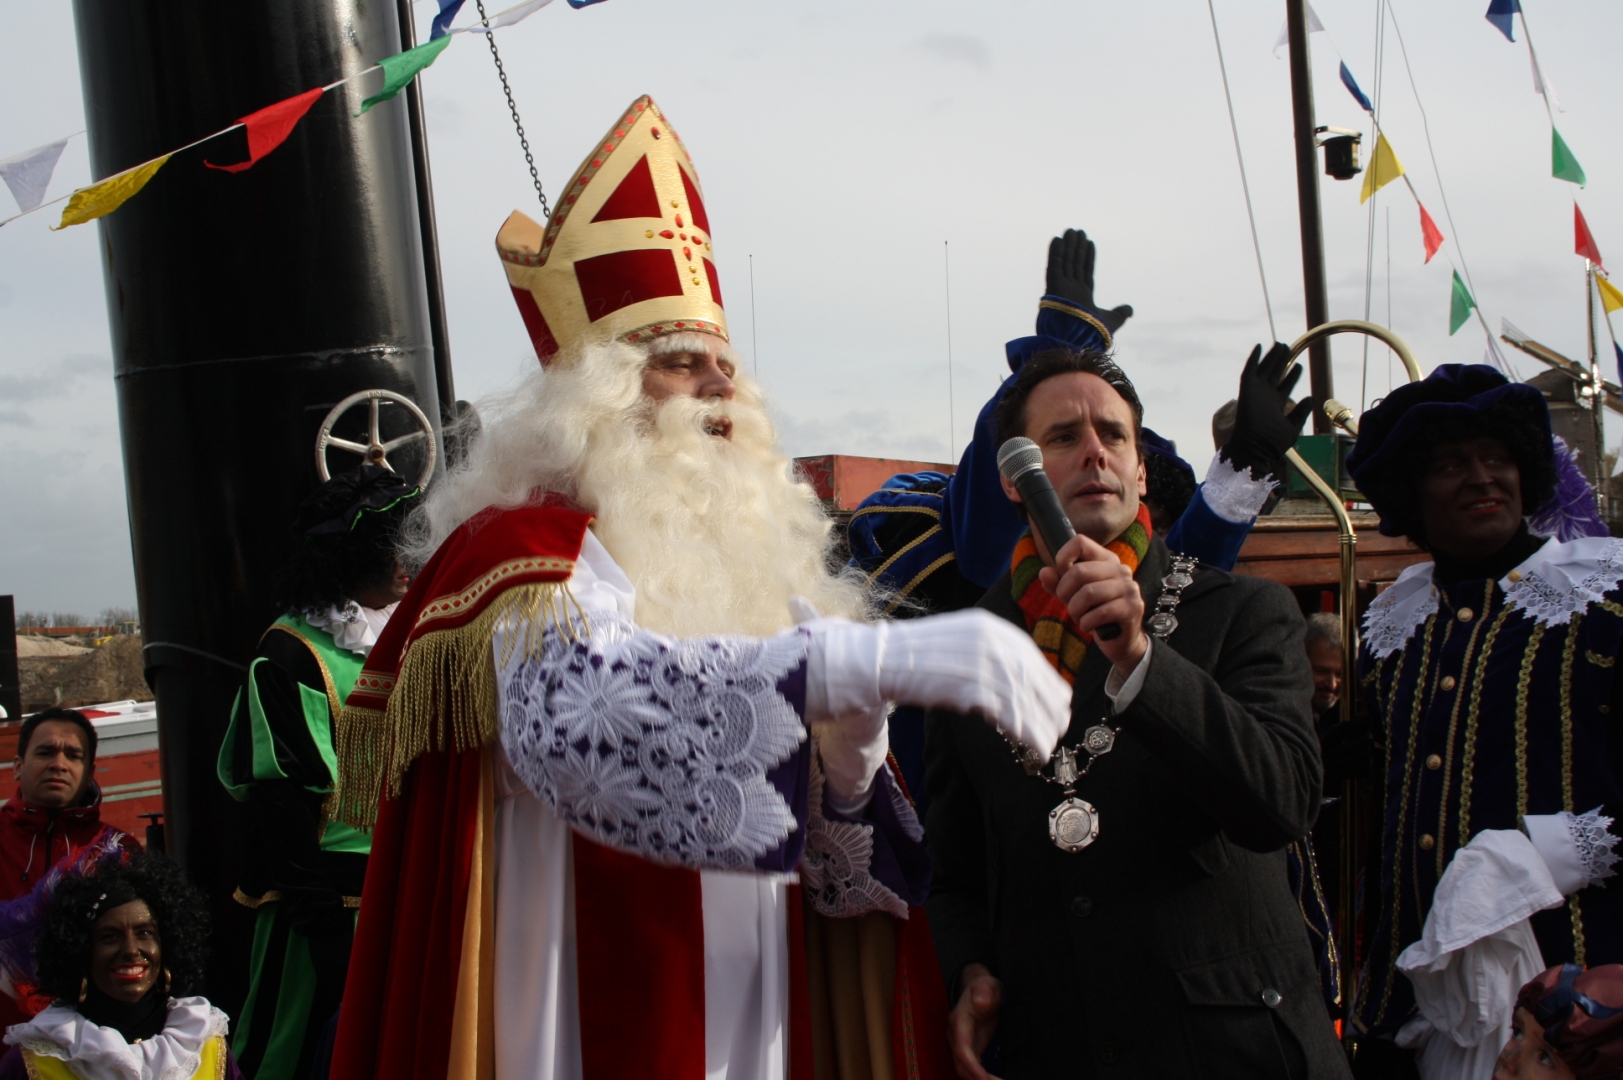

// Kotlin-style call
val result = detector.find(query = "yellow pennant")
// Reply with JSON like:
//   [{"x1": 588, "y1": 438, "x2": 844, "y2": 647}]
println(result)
[
  {"x1": 53, "y1": 156, "x2": 170, "y2": 230},
  {"x1": 1360, "y1": 133, "x2": 1405, "y2": 204},
  {"x1": 1599, "y1": 272, "x2": 1623, "y2": 315}
]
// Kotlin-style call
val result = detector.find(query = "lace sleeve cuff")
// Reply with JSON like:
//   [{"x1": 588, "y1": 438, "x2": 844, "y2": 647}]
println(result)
[
  {"x1": 1524, "y1": 808, "x2": 1620, "y2": 895},
  {"x1": 801, "y1": 750, "x2": 930, "y2": 919},
  {"x1": 1200, "y1": 453, "x2": 1278, "y2": 524}
]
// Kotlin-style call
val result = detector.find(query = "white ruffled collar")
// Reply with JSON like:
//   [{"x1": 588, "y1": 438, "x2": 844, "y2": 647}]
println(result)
[
  {"x1": 1363, "y1": 536, "x2": 1623, "y2": 658},
  {"x1": 4, "y1": 997, "x2": 228, "y2": 1080},
  {"x1": 301, "y1": 600, "x2": 398, "y2": 656}
]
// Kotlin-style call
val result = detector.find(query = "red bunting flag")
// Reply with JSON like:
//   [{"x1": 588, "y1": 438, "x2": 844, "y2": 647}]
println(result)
[
  {"x1": 1575, "y1": 203, "x2": 1606, "y2": 273},
  {"x1": 206, "y1": 88, "x2": 325, "y2": 174},
  {"x1": 1418, "y1": 202, "x2": 1445, "y2": 263}
]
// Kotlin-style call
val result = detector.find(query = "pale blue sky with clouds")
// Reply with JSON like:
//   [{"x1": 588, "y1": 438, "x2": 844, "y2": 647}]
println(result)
[{"x1": 3, "y1": 0, "x2": 1619, "y2": 612}]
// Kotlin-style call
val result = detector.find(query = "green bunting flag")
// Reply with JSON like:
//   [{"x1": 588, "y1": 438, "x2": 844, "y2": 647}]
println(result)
[
  {"x1": 1449, "y1": 270, "x2": 1477, "y2": 335},
  {"x1": 1552, "y1": 127, "x2": 1587, "y2": 187},
  {"x1": 358, "y1": 35, "x2": 453, "y2": 115}
]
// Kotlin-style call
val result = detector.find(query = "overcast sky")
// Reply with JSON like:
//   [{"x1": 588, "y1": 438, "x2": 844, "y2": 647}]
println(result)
[{"x1": 3, "y1": 0, "x2": 1620, "y2": 614}]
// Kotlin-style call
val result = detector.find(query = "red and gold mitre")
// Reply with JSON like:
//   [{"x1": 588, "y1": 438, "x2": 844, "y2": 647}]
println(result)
[{"x1": 496, "y1": 95, "x2": 727, "y2": 366}]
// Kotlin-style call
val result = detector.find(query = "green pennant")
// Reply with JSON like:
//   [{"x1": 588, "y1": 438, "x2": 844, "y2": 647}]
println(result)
[
  {"x1": 358, "y1": 35, "x2": 453, "y2": 115},
  {"x1": 1552, "y1": 127, "x2": 1587, "y2": 187},
  {"x1": 1449, "y1": 270, "x2": 1476, "y2": 335}
]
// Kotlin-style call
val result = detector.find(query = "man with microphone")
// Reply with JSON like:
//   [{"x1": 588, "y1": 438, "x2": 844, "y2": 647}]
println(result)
[{"x1": 924, "y1": 348, "x2": 1350, "y2": 1078}]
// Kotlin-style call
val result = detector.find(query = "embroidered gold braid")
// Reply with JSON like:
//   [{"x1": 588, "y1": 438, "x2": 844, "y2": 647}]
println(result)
[
  {"x1": 1457, "y1": 606, "x2": 1513, "y2": 847},
  {"x1": 1367, "y1": 614, "x2": 1437, "y2": 1029},
  {"x1": 1560, "y1": 617, "x2": 1585, "y2": 963},
  {"x1": 1036, "y1": 299, "x2": 1113, "y2": 348},
  {"x1": 1586, "y1": 650, "x2": 1616, "y2": 668},
  {"x1": 333, "y1": 581, "x2": 585, "y2": 830},
  {"x1": 1435, "y1": 583, "x2": 1492, "y2": 877},
  {"x1": 1513, "y1": 623, "x2": 1548, "y2": 820},
  {"x1": 885, "y1": 551, "x2": 958, "y2": 615}
]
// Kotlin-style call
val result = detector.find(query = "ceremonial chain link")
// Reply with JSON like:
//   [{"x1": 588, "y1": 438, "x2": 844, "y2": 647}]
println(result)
[
  {"x1": 474, "y1": 0, "x2": 551, "y2": 218},
  {"x1": 1003, "y1": 555, "x2": 1200, "y2": 788}
]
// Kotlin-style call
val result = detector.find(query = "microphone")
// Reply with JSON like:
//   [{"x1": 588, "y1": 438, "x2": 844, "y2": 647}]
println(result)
[{"x1": 997, "y1": 437, "x2": 1121, "y2": 641}]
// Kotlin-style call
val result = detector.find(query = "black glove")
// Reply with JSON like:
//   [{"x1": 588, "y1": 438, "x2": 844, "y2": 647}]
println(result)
[
  {"x1": 1045, "y1": 228, "x2": 1134, "y2": 335},
  {"x1": 1220, "y1": 343, "x2": 1317, "y2": 482}
]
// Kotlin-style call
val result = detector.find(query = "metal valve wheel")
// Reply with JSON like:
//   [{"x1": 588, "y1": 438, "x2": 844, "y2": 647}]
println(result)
[{"x1": 315, "y1": 389, "x2": 437, "y2": 489}]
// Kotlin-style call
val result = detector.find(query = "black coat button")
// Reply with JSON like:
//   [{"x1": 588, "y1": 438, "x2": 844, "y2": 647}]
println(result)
[
  {"x1": 1098, "y1": 1043, "x2": 1119, "y2": 1064},
  {"x1": 1070, "y1": 895, "x2": 1093, "y2": 918}
]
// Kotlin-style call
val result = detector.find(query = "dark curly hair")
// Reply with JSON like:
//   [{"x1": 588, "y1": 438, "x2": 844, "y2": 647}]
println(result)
[
  {"x1": 272, "y1": 499, "x2": 412, "y2": 613},
  {"x1": 1354, "y1": 402, "x2": 1557, "y2": 550},
  {"x1": 36, "y1": 851, "x2": 210, "y2": 1002},
  {"x1": 995, "y1": 348, "x2": 1143, "y2": 453},
  {"x1": 1143, "y1": 453, "x2": 1197, "y2": 534}
]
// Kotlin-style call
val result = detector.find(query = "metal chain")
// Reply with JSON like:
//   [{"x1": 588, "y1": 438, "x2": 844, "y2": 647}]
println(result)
[{"x1": 473, "y1": 0, "x2": 550, "y2": 218}]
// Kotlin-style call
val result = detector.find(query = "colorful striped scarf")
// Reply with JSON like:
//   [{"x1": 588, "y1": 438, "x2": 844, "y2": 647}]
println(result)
[{"x1": 1009, "y1": 503, "x2": 1152, "y2": 684}]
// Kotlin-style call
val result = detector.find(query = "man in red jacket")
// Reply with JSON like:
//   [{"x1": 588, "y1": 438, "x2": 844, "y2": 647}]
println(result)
[{"x1": 0, "y1": 708, "x2": 133, "y2": 1025}]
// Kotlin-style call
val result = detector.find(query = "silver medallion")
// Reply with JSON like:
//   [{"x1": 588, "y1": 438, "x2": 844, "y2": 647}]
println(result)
[
  {"x1": 1048, "y1": 797, "x2": 1100, "y2": 853},
  {"x1": 1054, "y1": 747, "x2": 1080, "y2": 786},
  {"x1": 1080, "y1": 724, "x2": 1116, "y2": 756},
  {"x1": 1148, "y1": 611, "x2": 1179, "y2": 637}
]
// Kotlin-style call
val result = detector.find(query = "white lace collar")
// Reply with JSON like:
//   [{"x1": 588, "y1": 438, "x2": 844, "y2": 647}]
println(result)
[
  {"x1": 4, "y1": 997, "x2": 228, "y2": 1080},
  {"x1": 1362, "y1": 536, "x2": 1623, "y2": 658},
  {"x1": 302, "y1": 600, "x2": 398, "y2": 656},
  {"x1": 1500, "y1": 536, "x2": 1623, "y2": 627}
]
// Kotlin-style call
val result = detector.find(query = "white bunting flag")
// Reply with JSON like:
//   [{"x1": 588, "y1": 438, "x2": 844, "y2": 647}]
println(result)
[
  {"x1": 463, "y1": 0, "x2": 555, "y2": 33},
  {"x1": 0, "y1": 137, "x2": 71, "y2": 213},
  {"x1": 1530, "y1": 47, "x2": 1564, "y2": 112},
  {"x1": 1273, "y1": 5, "x2": 1325, "y2": 58}
]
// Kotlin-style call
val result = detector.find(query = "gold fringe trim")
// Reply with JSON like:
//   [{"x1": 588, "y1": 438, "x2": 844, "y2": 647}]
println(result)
[{"x1": 333, "y1": 581, "x2": 586, "y2": 830}]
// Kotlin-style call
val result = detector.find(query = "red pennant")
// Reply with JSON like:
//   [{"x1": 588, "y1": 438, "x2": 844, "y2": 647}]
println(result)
[
  {"x1": 206, "y1": 88, "x2": 324, "y2": 174},
  {"x1": 1418, "y1": 201, "x2": 1445, "y2": 264},
  {"x1": 1576, "y1": 202, "x2": 1606, "y2": 273}
]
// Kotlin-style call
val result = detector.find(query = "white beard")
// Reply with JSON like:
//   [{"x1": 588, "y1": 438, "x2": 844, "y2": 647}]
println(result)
[{"x1": 403, "y1": 334, "x2": 869, "y2": 637}]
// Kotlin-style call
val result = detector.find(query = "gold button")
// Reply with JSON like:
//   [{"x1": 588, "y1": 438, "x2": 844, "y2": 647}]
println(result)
[
  {"x1": 1426, "y1": 754, "x2": 1442, "y2": 770},
  {"x1": 1457, "y1": 607, "x2": 1475, "y2": 623},
  {"x1": 1419, "y1": 834, "x2": 1436, "y2": 850},
  {"x1": 1440, "y1": 675, "x2": 1457, "y2": 691},
  {"x1": 1508, "y1": 570, "x2": 1523, "y2": 583}
]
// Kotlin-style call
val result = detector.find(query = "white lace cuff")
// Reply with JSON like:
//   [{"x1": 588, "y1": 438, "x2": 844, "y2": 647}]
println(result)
[
  {"x1": 1201, "y1": 454, "x2": 1277, "y2": 524},
  {"x1": 1524, "y1": 808, "x2": 1620, "y2": 895},
  {"x1": 799, "y1": 750, "x2": 911, "y2": 919}
]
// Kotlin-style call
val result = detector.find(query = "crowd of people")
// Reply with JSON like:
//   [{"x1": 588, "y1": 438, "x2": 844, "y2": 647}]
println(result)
[{"x1": 2, "y1": 93, "x2": 1622, "y2": 1080}]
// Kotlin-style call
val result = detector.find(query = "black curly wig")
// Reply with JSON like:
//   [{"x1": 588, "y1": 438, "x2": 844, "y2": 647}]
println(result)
[
  {"x1": 36, "y1": 851, "x2": 210, "y2": 1002},
  {"x1": 272, "y1": 493, "x2": 414, "y2": 614},
  {"x1": 1143, "y1": 453, "x2": 1197, "y2": 534},
  {"x1": 1355, "y1": 402, "x2": 1557, "y2": 550}
]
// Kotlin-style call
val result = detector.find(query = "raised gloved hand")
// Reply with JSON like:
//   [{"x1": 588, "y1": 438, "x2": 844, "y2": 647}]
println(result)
[
  {"x1": 1221, "y1": 343, "x2": 1317, "y2": 482},
  {"x1": 805, "y1": 609, "x2": 1072, "y2": 762},
  {"x1": 1046, "y1": 227, "x2": 1134, "y2": 335}
]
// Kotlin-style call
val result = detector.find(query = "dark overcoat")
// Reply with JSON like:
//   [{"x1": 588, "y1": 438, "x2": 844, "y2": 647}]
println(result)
[{"x1": 924, "y1": 538, "x2": 1351, "y2": 1079}]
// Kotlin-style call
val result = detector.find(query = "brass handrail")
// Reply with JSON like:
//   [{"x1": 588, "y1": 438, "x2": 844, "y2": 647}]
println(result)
[{"x1": 1280, "y1": 318, "x2": 1422, "y2": 1043}]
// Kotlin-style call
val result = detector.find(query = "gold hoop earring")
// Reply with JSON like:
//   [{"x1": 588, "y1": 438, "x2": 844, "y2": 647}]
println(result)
[
  {"x1": 162, "y1": 968, "x2": 172, "y2": 995},
  {"x1": 77, "y1": 978, "x2": 87, "y2": 1004}
]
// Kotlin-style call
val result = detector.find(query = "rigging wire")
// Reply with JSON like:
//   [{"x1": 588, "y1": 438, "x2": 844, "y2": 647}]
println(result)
[
  {"x1": 1385, "y1": 0, "x2": 1515, "y2": 377},
  {"x1": 1360, "y1": 0, "x2": 1388, "y2": 413},
  {"x1": 1204, "y1": 0, "x2": 1276, "y2": 344}
]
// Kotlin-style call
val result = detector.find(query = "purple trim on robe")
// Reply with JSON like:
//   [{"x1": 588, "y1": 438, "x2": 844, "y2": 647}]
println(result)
[
  {"x1": 757, "y1": 662, "x2": 813, "y2": 873},
  {"x1": 822, "y1": 765, "x2": 932, "y2": 907}
]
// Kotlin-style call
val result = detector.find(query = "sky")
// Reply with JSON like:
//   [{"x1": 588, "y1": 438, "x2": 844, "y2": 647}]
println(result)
[{"x1": 2, "y1": 0, "x2": 1620, "y2": 614}]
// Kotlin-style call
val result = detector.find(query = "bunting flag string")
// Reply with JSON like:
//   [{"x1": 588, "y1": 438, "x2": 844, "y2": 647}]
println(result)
[
  {"x1": 1360, "y1": 132, "x2": 1405, "y2": 204},
  {"x1": 205, "y1": 88, "x2": 324, "y2": 173},
  {"x1": 1551, "y1": 127, "x2": 1586, "y2": 188},
  {"x1": 1418, "y1": 201, "x2": 1445, "y2": 263},
  {"x1": 53, "y1": 156, "x2": 170, "y2": 230},
  {"x1": 0, "y1": 136, "x2": 75, "y2": 215},
  {"x1": 1271, "y1": 4, "x2": 1324, "y2": 58},
  {"x1": 1599, "y1": 273, "x2": 1623, "y2": 316},
  {"x1": 1576, "y1": 204, "x2": 1606, "y2": 274},
  {"x1": 0, "y1": 0, "x2": 593, "y2": 233},
  {"x1": 1339, "y1": 62, "x2": 1373, "y2": 114},
  {"x1": 1450, "y1": 270, "x2": 1478, "y2": 335}
]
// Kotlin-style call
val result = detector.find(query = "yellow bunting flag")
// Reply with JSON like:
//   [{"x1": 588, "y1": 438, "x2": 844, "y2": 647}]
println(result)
[
  {"x1": 1360, "y1": 132, "x2": 1404, "y2": 204},
  {"x1": 1600, "y1": 273, "x2": 1623, "y2": 316},
  {"x1": 53, "y1": 156, "x2": 170, "y2": 230}
]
